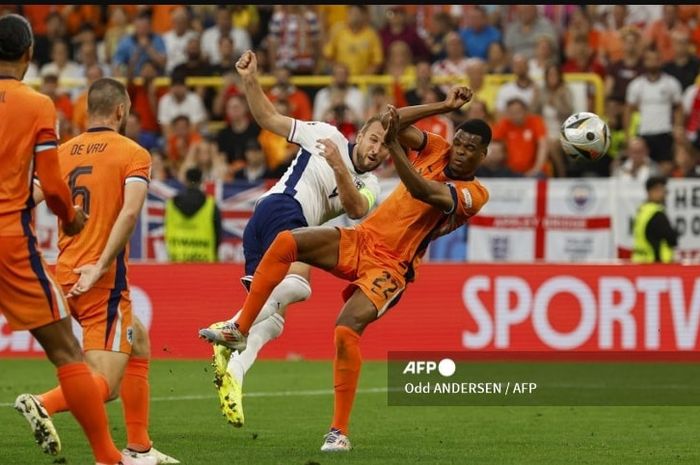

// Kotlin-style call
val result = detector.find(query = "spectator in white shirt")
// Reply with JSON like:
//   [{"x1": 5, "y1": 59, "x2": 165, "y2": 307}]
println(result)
[
  {"x1": 201, "y1": 5, "x2": 251, "y2": 65},
  {"x1": 163, "y1": 6, "x2": 198, "y2": 74},
  {"x1": 625, "y1": 47, "x2": 683, "y2": 176},
  {"x1": 612, "y1": 137, "x2": 660, "y2": 182},
  {"x1": 158, "y1": 71, "x2": 208, "y2": 137},
  {"x1": 312, "y1": 63, "x2": 366, "y2": 123},
  {"x1": 495, "y1": 53, "x2": 539, "y2": 116},
  {"x1": 431, "y1": 31, "x2": 470, "y2": 95},
  {"x1": 39, "y1": 40, "x2": 82, "y2": 83}
]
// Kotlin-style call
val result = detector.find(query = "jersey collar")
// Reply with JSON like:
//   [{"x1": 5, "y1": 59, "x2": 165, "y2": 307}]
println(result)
[
  {"x1": 0, "y1": 75, "x2": 19, "y2": 80},
  {"x1": 347, "y1": 143, "x2": 367, "y2": 175},
  {"x1": 87, "y1": 127, "x2": 116, "y2": 133},
  {"x1": 443, "y1": 164, "x2": 474, "y2": 181}
]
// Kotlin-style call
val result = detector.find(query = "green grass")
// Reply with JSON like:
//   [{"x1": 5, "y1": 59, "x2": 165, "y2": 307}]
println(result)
[{"x1": 0, "y1": 359, "x2": 699, "y2": 464}]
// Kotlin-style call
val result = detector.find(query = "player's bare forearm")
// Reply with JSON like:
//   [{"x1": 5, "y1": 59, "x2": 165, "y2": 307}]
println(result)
[
  {"x1": 318, "y1": 138, "x2": 368, "y2": 219},
  {"x1": 332, "y1": 164, "x2": 368, "y2": 219},
  {"x1": 395, "y1": 101, "x2": 451, "y2": 128},
  {"x1": 96, "y1": 183, "x2": 148, "y2": 273},
  {"x1": 389, "y1": 86, "x2": 473, "y2": 150},
  {"x1": 387, "y1": 139, "x2": 453, "y2": 212},
  {"x1": 238, "y1": 51, "x2": 292, "y2": 137}
]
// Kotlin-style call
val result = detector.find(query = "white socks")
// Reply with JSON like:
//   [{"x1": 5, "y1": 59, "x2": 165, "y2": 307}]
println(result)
[
  {"x1": 228, "y1": 313, "x2": 284, "y2": 384},
  {"x1": 226, "y1": 274, "x2": 311, "y2": 384},
  {"x1": 227, "y1": 274, "x2": 311, "y2": 326}
]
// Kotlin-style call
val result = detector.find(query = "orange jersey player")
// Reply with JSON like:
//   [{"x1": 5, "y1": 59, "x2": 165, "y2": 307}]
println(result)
[
  {"x1": 0, "y1": 14, "x2": 156, "y2": 465},
  {"x1": 200, "y1": 87, "x2": 490, "y2": 451},
  {"x1": 22, "y1": 78, "x2": 176, "y2": 464}
]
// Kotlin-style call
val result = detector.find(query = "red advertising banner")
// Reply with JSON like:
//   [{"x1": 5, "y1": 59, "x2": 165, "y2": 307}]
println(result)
[{"x1": 1, "y1": 264, "x2": 699, "y2": 359}]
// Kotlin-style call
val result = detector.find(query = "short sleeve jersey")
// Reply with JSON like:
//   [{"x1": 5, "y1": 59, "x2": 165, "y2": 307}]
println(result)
[
  {"x1": 55, "y1": 128, "x2": 151, "y2": 289},
  {"x1": 357, "y1": 132, "x2": 489, "y2": 267},
  {"x1": 0, "y1": 78, "x2": 58, "y2": 236}
]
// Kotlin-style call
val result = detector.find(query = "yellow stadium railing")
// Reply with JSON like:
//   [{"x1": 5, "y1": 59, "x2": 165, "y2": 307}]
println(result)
[{"x1": 26, "y1": 72, "x2": 606, "y2": 116}]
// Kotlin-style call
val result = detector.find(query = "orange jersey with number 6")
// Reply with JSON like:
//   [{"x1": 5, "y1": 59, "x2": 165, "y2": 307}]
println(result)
[{"x1": 55, "y1": 128, "x2": 151, "y2": 289}]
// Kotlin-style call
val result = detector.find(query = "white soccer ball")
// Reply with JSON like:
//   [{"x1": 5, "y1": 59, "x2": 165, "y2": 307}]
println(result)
[{"x1": 559, "y1": 112, "x2": 611, "y2": 161}]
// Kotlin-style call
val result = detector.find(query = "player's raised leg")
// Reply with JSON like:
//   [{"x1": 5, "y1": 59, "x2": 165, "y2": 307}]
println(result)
[
  {"x1": 227, "y1": 263, "x2": 312, "y2": 384},
  {"x1": 321, "y1": 289, "x2": 379, "y2": 452},
  {"x1": 200, "y1": 227, "x2": 340, "y2": 348}
]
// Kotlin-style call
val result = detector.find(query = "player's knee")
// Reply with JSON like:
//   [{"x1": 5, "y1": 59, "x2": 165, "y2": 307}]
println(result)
[
  {"x1": 130, "y1": 319, "x2": 150, "y2": 359},
  {"x1": 271, "y1": 274, "x2": 311, "y2": 308},
  {"x1": 272, "y1": 230, "x2": 298, "y2": 259},
  {"x1": 336, "y1": 311, "x2": 373, "y2": 335},
  {"x1": 45, "y1": 334, "x2": 84, "y2": 367}
]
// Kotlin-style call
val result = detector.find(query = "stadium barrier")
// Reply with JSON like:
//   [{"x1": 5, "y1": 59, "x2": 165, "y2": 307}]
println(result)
[
  {"x1": 31, "y1": 177, "x2": 700, "y2": 264},
  {"x1": 1, "y1": 263, "x2": 698, "y2": 360}
]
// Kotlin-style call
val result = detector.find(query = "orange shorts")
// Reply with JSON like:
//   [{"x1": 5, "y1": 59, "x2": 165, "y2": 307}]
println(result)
[
  {"x1": 63, "y1": 285, "x2": 133, "y2": 354},
  {"x1": 333, "y1": 227, "x2": 407, "y2": 317},
  {"x1": 0, "y1": 236, "x2": 69, "y2": 330}
]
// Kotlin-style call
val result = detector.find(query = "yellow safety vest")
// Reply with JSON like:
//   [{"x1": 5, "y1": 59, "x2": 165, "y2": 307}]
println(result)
[
  {"x1": 631, "y1": 202, "x2": 674, "y2": 264},
  {"x1": 164, "y1": 196, "x2": 217, "y2": 262}
]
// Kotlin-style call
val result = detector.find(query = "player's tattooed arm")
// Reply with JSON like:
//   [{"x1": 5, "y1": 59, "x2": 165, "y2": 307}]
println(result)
[
  {"x1": 388, "y1": 86, "x2": 473, "y2": 151},
  {"x1": 236, "y1": 50, "x2": 293, "y2": 138},
  {"x1": 383, "y1": 105, "x2": 455, "y2": 213}
]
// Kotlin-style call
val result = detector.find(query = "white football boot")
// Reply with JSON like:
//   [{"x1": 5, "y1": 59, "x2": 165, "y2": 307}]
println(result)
[
  {"x1": 121, "y1": 445, "x2": 180, "y2": 464},
  {"x1": 320, "y1": 428, "x2": 352, "y2": 452},
  {"x1": 14, "y1": 393, "x2": 61, "y2": 455}
]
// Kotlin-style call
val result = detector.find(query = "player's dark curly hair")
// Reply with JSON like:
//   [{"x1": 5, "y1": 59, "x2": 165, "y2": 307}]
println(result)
[
  {"x1": 0, "y1": 14, "x2": 33, "y2": 61},
  {"x1": 456, "y1": 119, "x2": 492, "y2": 146}
]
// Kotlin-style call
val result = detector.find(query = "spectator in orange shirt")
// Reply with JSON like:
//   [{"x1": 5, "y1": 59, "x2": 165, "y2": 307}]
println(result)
[
  {"x1": 414, "y1": 87, "x2": 454, "y2": 141},
  {"x1": 563, "y1": 9, "x2": 600, "y2": 58},
  {"x1": 644, "y1": 6, "x2": 690, "y2": 63},
  {"x1": 72, "y1": 64, "x2": 105, "y2": 134},
  {"x1": 267, "y1": 66, "x2": 312, "y2": 121},
  {"x1": 598, "y1": 5, "x2": 629, "y2": 66},
  {"x1": 166, "y1": 115, "x2": 202, "y2": 170},
  {"x1": 127, "y1": 60, "x2": 166, "y2": 137},
  {"x1": 257, "y1": 99, "x2": 299, "y2": 173},
  {"x1": 492, "y1": 98, "x2": 548, "y2": 177},
  {"x1": 39, "y1": 73, "x2": 74, "y2": 143}
]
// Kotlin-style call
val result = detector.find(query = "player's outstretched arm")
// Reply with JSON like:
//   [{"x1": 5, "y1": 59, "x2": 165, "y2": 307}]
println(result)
[
  {"x1": 66, "y1": 182, "x2": 147, "y2": 297},
  {"x1": 393, "y1": 86, "x2": 473, "y2": 150},
  {"x1": 236, "y1": 50, "x2": 293, "y2": 138},
  {"x1": 384, "y1": 105, "x2": 455, "y2": 213}
]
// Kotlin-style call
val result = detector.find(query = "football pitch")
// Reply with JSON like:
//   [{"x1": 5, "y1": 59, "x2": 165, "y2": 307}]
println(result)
[{"x1": 1, "y1": 359, "x2": 699, "y2": 465}]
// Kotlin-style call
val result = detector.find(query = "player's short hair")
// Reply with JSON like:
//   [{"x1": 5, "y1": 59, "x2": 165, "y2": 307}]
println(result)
[
  {"x1": 87, "y1": 78, "x2": 128, "y2": 118},
  {"x1": 0, "y1": 14, "x2": 33, "y2": 61},
  {"x1": 645, "y1": 176, "x2": 667, "y2": 192},
  {"x1": 359, "y1": 115, "x2": 383, "y2": 134},
  {"x1": 456, "y1": 119, "x2": 492, "y2": 146}
]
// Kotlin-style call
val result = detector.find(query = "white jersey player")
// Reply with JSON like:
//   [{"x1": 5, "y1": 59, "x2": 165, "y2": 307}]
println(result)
[{"x1": 198, "y1": 50, "x2": 390, "y2": 427}]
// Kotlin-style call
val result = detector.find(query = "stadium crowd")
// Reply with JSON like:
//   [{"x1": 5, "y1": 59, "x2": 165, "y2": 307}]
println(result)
[{"x1": 5, "y1": 4, "x2": 700, "y2": 185}]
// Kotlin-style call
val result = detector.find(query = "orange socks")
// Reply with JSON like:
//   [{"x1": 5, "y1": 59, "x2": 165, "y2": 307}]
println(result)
[
  {"x1": 39, "y1": 373, "x2": 110, "y2": 416},
  {"x1": 331, "y1": 326, "x2": 362, "y2": 435},
  {"x1": 236, "y1": 231, "x2": 297, "y2": 335},
  {"x1": 57, "y1": 363, "x2": 121, "y2": 464},
  {"x1": 120, "y1": 357, "x2": 152, "y2": 452}
]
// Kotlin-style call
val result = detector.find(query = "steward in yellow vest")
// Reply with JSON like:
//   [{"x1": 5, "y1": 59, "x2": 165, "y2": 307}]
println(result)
[
  {"x1": 631, "y1": 176, "x2": 678, "y2": 263},
  {"x1": 164, "y1": 167, "x2": 221, "y2": 262}
]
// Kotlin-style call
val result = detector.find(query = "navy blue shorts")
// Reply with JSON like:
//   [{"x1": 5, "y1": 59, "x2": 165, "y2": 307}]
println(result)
[{"x1": 243, "y1": 194, "x2": 308, "y2": 276}]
